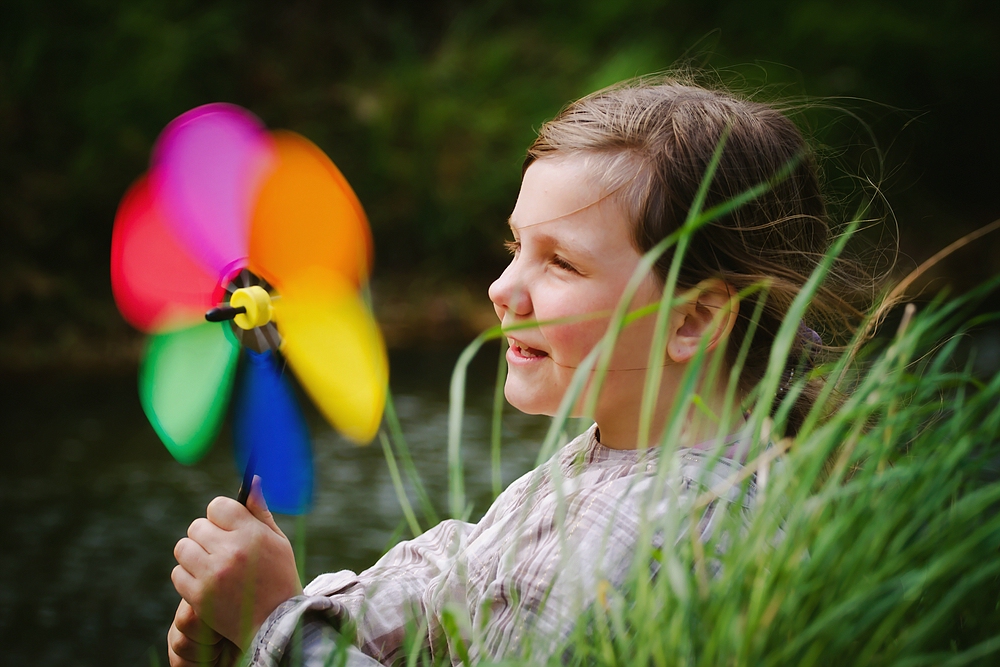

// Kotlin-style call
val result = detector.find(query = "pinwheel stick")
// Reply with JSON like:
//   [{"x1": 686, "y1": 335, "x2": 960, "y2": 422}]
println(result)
[{"x1": 236, "y1": 450, "x2": 258, "y2": 506}]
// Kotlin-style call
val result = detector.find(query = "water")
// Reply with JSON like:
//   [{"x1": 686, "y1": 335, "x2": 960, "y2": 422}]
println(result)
[
  {"x1": 0, "y1": 343, "x2": 554, "y2": 666},
  {"x1": 9, "y1": 322, "x2": 996, "y2": 666}
]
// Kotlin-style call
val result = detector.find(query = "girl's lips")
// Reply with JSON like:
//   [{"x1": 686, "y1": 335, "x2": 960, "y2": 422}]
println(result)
[{"x1": 507, "y1": 338, "x2": 548, "y2": 363}]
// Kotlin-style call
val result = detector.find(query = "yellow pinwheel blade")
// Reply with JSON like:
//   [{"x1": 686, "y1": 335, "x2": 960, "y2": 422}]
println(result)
[
  {"x1": 275, "y1": 272, "x2": 387, "y2": 444},
  {"x1": 248, "y1": 131, "x2": 372, "y2": 292}
]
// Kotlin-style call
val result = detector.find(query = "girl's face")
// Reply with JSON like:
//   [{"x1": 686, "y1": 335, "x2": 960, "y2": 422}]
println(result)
[{"x1": 489, "y1": 156, "x2": 662, "y2": 421}]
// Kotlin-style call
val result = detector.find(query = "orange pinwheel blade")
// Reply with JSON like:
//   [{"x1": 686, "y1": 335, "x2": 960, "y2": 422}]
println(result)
[
  {"x1": 248, "y1": 131, "x2": 372, "y2": 292},
  {"x1": 274, "y1": 272, "x2": 387, "y2": 444}
]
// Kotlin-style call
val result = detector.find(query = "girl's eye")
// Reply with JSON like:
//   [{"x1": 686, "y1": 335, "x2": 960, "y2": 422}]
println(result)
[
  {"x1": 551, "y1": 255, "x2": 578, "y2": 273},
  {"x1": 504, "y1": 239, "x2": 520, "y2": 255}
]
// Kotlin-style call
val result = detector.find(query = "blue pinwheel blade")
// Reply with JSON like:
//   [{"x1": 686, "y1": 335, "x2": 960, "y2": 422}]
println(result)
[{"x1": 233, "y1": 350, "x2": 314, "y2": 514}]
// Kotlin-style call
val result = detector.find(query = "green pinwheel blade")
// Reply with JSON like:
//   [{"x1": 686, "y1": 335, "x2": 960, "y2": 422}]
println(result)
[{"x1": 139, "y1": 322, "x2": 239, "y2": 465}]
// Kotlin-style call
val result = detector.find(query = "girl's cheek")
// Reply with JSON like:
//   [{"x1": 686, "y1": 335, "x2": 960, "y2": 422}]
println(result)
[{"x1": 544, "y1": 320, "x2": 608, "y2": 361}]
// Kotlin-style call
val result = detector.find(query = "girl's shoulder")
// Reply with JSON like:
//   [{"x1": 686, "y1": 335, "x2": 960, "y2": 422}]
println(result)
[
  {"x1": 672, "y1": 447, "x2": 755, "y2": 510},
  {"x1": 485, "y1": 425, "x2": 604, "y2": 509}
]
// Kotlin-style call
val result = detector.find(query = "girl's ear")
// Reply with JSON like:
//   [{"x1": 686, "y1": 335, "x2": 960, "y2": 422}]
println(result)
[{"x1": 666, "y1": 280, "x2": 739, "y2": 364}]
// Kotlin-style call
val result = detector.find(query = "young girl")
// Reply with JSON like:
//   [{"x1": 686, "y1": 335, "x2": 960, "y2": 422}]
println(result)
[{"x1": 167, "y1": 77, "x2": 863, "y2": 666}]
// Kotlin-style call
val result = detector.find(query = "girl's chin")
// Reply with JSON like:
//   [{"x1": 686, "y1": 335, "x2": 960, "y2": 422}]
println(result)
[{"x1": 503, "y1": 380, "x2": 560, "y2": 417}]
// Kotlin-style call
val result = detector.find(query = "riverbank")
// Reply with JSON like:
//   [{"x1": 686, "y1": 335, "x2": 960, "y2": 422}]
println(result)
[{"x1": 0, "y1": 277, "x2": 498, "y2": 373}]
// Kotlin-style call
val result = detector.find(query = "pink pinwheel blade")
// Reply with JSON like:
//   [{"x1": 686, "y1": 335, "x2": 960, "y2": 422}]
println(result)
[
  {"x1": 111, "y1": 176, "x2": 222, "y2": 333},
  {"x1": 150, "y1": 103, "x2": 275, "y2": 277}
]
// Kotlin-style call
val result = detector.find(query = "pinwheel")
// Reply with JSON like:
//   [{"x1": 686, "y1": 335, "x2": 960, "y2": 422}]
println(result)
[{"x1": 111, "y1": 104, "x2": 387, "y2": 514}]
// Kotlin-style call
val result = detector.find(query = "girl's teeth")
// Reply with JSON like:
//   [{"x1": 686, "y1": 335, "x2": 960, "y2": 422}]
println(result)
[{"x1": 515, "y1": 343, "x2": 543, "y2": 358}]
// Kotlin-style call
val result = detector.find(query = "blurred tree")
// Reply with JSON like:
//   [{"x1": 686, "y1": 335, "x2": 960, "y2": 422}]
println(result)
[{"x1": 2, "y1": 0, "x2": 997, "y2": 353}]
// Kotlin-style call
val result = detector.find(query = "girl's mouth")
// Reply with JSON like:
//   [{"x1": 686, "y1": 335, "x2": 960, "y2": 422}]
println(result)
[{"x1": 508, "y1": 339, "x2": 548, "y2": 360}]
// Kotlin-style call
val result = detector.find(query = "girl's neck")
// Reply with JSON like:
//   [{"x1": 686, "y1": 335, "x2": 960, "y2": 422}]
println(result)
[{"x1": 594, "y1": 374, "x2": 741, "y2": 451}]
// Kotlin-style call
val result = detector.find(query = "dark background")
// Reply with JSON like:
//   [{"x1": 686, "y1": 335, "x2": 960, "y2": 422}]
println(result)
[
  {"x1": 2, "y1": 3, "x2": 999, "y2": 664},
  {"x1": 2, "y1": 0, "x2": 999, "y2": 368}
]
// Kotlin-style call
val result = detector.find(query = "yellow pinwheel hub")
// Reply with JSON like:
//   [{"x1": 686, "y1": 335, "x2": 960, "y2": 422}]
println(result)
[{"x1": 230, "y1": 285, "x2": 274, "y2": 330}]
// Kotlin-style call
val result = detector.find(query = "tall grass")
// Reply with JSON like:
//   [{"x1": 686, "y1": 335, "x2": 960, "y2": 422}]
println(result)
[
  {"x1": 376, "y1": 170, "x2": 1000, "y2": 663},
  {"x1": 550, "y1": 286, "x2": 1000, "y2": 666}
]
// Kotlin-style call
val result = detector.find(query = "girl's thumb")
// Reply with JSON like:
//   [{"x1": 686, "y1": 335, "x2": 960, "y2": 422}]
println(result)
[{"x1": 246, "y1": 475, "x2": 282, "y2": 534}]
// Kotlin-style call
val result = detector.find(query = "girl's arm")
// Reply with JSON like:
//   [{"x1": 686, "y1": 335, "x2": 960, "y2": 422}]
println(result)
[
  {"x1": 170, "y1": 474, "x2": 477, "y2": 665},
  {"x1": 244, "y1": 517, "x2": 474, "y2": 665}
]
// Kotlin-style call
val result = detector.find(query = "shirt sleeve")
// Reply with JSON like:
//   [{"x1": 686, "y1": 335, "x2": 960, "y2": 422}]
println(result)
[{"x1": 245, "y1": 518, "x2": 475, "y2": 666}]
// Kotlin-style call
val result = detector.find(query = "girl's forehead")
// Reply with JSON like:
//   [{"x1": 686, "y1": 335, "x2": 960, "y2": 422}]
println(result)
[{"x1": 510, "y1": 157, "x2": 616, "y2": 231}]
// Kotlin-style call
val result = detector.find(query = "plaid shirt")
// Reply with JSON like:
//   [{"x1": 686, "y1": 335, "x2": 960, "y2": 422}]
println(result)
[{"x1": 245, "y1": 425, "x2": 755, "y2": 666}]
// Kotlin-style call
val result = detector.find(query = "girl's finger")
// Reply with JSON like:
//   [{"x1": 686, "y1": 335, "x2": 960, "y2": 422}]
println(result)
[
  {"x1": 170, "y1": 564, "x2": 202, "y2": 608},
  {"x1": 167, "y1": 641, "x2": 218, "y2": 667},
  {"x1": 169, "y1": 622, "x2": 223, "y2": 661},
  {"x1": 166, "y1": 643, "x2": 200, "y2": 667},
  {"x1": 187, "y1": 517, "x2": 226, "y2": 552},
  {"x1": 174, "y1": 537, "x2": 212, "y2": 575},
  {"x1": 246, "y1": 475, "x2": 285, "y2": 537},
  {"x1": 205, "y1": 495, "x2": 250, "y2": 530},
  {"x1": 174, "y1": 599, "x2": 221, "y2": 642}
]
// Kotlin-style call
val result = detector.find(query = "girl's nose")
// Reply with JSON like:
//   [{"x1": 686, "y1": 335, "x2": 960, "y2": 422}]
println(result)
[{"x1": 489, "y1": 261, "x2": 531, "y2": 318}]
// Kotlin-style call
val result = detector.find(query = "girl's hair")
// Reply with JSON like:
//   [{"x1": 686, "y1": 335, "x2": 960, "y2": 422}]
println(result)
[{"x1": 524, "y1": 76, "x2": 878, "y2": 434}]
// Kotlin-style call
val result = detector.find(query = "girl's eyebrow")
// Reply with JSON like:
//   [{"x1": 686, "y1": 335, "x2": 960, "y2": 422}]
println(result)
[
  {"x1": 507, "y1": 186, "x2": 620, "y2": 233},
  {"x1": 540, "y1": 232, "x2": 595, "y2": 262},
  {"x1": 509, "y1": 217, "x2": 596, "y2": 262}
]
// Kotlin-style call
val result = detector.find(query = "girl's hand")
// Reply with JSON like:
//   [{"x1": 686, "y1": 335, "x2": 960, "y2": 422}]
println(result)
[
  {"x1": 171, "y1": 477, "x2": 303, "y2": 649},
  {"x1": 167, "y1": 599, "x2": 240, "y2": 666}
]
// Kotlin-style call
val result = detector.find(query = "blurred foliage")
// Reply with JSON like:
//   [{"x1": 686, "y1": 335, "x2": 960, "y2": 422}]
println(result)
[{"x1": 2, "y1": 0, "x2": 998, "y2": 348}]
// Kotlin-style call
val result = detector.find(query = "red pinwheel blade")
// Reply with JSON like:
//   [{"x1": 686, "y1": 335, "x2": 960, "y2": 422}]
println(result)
[
  {"x1": 111, "y1": 176, "x2": 222, "y2": 333},
  {"x1": 232, "y1": 350, "x2": 313, "y2": 514},
  {"x1": 151, "y1": 104, "x2": 275, "y2": 277}
]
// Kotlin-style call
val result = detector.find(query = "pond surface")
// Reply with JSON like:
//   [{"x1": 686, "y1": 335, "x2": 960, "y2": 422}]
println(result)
[{"x1": 1, "y1": 343, "x2": 558, "y2": 666}]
